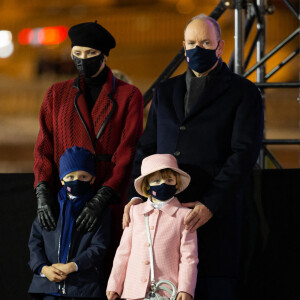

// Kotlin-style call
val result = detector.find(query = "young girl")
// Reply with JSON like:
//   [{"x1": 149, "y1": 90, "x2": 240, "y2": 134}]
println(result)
[{"x1": 106, "y1": 154, "x2": 198, "y2": 300}]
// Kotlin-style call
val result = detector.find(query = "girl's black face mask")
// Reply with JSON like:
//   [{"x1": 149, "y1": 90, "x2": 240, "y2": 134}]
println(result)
[
  {"x1": 63, "y1": 180, "x2": 92, "y2": 197},
  {"x1": 148, "y1": 183, "x2": 177, "y2": 201},
  {"x1": 73, "y1": 53, "x2": 104, "y2": 78}
]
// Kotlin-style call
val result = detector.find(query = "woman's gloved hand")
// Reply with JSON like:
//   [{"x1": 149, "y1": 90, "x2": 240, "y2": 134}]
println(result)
[
  {"x1": 76, "y1": 185, "x2": 118, "y2": 232},
  {"x1": 36, "y1": 182, "x2": 57, "y2": 231}
]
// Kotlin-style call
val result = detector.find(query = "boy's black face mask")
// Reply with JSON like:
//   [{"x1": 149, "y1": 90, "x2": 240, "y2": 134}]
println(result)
[
  {"x1": 73, "y1": 53, "x2": 104, "y2": 78},
  {"x1": 64, "y1": 180, "x2": 92, "y2": 196}
]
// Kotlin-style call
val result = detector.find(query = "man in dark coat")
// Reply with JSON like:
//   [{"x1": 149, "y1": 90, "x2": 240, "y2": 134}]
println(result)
[{"x1": 125, "y1": 14, "x2": 264, "y2": 300}]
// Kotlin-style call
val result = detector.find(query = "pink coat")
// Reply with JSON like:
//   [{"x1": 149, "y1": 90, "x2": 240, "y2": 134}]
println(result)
[{"x1": 107, "y1": 197, "x2": 198, "y2": 299}]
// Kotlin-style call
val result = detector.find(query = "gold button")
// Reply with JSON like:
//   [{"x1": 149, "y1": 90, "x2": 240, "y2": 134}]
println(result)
[
  {"x1": 145, "y1": 242, "x2": 150, "y2": 247},
  {"x1": 144, "y1": 261, "x2": 150, "y2": 265},
  {"x1": 154, "y1": 210, "x2": 159, "y2": 214},
  {"x1": 143, "y1": 278, "x2": 147, "y2": 282},
  {"x1": 150, "y1": 226, "x2": 154, "y2": 230}
]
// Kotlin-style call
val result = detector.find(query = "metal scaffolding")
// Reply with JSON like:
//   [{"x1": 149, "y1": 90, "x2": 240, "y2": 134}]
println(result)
[{"x1": 142, "y1": 0, "x2": 300, "y2": 169}]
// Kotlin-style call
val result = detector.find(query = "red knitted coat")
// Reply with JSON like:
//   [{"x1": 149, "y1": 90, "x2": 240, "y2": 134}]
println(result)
[{"x1": 33, "y1": 68, "x2": 143, "y2": 202}]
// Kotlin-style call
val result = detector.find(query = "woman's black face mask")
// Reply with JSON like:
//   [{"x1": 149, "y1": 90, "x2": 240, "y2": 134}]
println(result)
[{"x1": 73, "y1": 53, "x2": 104, "y2": 78}]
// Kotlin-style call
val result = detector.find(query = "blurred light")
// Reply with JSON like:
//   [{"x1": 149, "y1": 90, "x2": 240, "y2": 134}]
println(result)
[
  {"x1": 18, "y1": 28, "x2": 34, "y2": 45},
  {"x1": 0, "y1": 42, "x2": 14, "y2": 58},
  {"x1": 38, "y1": 26, "x2": 68, "y2": 45},
  {"x1": 0, "y1": 31, "x2": 14, "y2": 58},
  {"x1": 18, "y1": 26, "x2": 68, "y2": 46},
  {"x1": 0, "y1": 30, "x2": 12, "y2": 47}
]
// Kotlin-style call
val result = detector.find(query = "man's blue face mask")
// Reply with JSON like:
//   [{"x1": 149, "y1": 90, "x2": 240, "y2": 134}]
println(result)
[{"x1": 185, "y1": 42, "x2": 219, "y2": 73}]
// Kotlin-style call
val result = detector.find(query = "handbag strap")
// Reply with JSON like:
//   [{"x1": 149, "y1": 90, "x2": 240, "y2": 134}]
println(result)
[
  {"x1": 145, "y1": 214, "x2": 156, "y2": 285},
  {"x1": 145, "y1": 213, "x2": 178, "y2": 300}
]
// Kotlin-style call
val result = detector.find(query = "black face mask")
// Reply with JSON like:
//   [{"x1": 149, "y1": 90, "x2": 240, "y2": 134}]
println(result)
[
  {"x1": 148, "y1": 183, "x2": 177, "y2": 201},
  {"x1": 63, "y1": 180, "x2": 92, "y2": 197},
  {"x1": 73, "y1": 53, "x2": 104, "y2": 78},
  {"x1": 185, "y1": 42, "x2": 219, "y2": 73}
]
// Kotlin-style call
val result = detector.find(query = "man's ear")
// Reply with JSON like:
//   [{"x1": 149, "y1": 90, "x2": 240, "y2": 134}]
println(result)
[
  {"x1": 217, "y1": 39, "x2": 225, "y2": 58},
  {"x1": 182, "y1": 41, "x2": 186, "y2": 56},
  {"x1": 61, "y1": 180, "x2": 65, "y2": 186}
]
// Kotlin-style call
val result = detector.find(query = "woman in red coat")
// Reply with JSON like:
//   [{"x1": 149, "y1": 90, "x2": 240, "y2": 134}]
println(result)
[{"x1": 33, "y1": 21, "x2": 143, "y2": 242}]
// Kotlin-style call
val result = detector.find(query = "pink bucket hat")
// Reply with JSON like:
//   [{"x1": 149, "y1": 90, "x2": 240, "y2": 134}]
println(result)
[{"x1": 134, "y1": 154, "x2": 191, "y2": 197}]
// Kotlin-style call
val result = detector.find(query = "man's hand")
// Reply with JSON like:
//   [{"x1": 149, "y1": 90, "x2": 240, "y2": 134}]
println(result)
[
  {"x1": 106, "y1": 291, "x2": 119, "y2": 300},
  {"x1": 41, "y1": 265, "x2": 66, "y2": 282},
  {"x1": 182, "y1": 202, "x2": 213, "y2": 232},
  {"x1": 122, "y1": 198, "x2": 143, "y2": 229},
  {"x1": 176, "y1": 292, "x2": 193, "y2": 300},
  {"x1": 52, "y1": 262, "x2": 77, "y2": 275},
  {"x1": 35, "y1": 182, "x2": 57, "y2": 231}
]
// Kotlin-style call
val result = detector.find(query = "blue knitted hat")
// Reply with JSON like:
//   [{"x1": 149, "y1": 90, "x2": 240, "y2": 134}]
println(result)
[{"x1": 59, "y1": 147, "x2": 96, "y2": 180}]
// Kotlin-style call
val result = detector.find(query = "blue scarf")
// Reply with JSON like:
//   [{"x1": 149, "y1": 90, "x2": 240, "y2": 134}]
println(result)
[{"x1": 57, "y1": 186, "x2": 93, "y2": 264}]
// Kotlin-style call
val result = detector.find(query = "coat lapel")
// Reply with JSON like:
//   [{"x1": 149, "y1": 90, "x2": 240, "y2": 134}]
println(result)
[
  {"x1": 73, "y1": 76, "x2": 96, "y2": 146},
  {"x1": 72, "y1": 70, "x2": 116, "y2": 147},
  {"x1": 185, "y1": 63, "x2": 232, "y2": 120},
  {"x1": 92, "y1": 70, "x2": 116, "y2": 140}
]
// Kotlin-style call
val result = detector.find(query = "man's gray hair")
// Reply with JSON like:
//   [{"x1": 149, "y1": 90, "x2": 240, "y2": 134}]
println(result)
[{"x1": 184, "y1": 14, "x2": 221, "y2": 41}]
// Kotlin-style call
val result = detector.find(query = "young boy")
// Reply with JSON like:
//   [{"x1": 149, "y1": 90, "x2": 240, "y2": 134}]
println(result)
[{"x1": 28, "y1": 146, "x2": 111, "y2": 300}]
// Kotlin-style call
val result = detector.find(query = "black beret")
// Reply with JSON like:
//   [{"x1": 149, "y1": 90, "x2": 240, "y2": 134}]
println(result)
[{"x1": 68, "y1": 21, "x2": 116, "y2": 56}]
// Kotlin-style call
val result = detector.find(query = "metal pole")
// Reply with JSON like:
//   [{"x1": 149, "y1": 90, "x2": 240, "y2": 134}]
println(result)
[
  {"x1": 282, "y1": 0, "x2": 300, "y2": 20},
  {"x1": 234, "y1": 0, "x2": 244, "y2": 75},
  {"x1": 256, "y1": 0, "x2": 266, "y2": 83},
  {"x1": 255, "y1": 82, "x2": 300, "y2": 88},
  {"x1": 244, "y1": 27, "x2": 300, "y2": 78},
  {"x1": 256, "y1": 0, "x2": 266, "y2": 168},
  {"x1": 263, "y1": 139, "x2": 300, "y2": 145},
  {"x1": 265, "y1": 48, "x2": 300, "y2": 80},
  {"x1": 263, "y1": 146, "x2": 283, "y2": 169}
]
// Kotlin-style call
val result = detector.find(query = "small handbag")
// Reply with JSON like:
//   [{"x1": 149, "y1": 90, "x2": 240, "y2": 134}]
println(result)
[{"x1": 143, "y1": 213, "x2": 177, "y2": 300}]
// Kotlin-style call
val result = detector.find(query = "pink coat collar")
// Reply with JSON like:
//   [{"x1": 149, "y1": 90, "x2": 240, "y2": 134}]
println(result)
[{"x1": 136, "y1": 197, "x2": 181, "y2": 217}]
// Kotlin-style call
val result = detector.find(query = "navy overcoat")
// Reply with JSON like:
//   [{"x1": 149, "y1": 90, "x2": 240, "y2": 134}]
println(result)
[
  {"x1": 129, "y1": 63, "x2": 264, "y2": 277},
  {"x1": 28, "y1": 209, "x2": 111, "y2": 298}
]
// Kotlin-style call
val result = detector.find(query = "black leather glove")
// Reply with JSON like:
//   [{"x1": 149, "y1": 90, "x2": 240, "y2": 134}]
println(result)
[
  {"x1": 76, "y1": 186, "x2": 117, "y2": 232},
  {"x1": 35, "y1": 182, "x2": 57, "y2": 231}
]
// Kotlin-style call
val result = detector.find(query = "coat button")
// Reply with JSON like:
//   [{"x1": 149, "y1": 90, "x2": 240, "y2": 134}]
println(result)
[
  {"x1": 154, "y1": 209, "x2": 159, "y2": 214},
  {"x1": 144, "y1": 260, "x2": 150, "y2": 265},
  {"x1": 174, "y1": 151, "x2": 180, "y2": 156},
  {"x1": 180, "y1": 125, "x2": 186, "y2": 130},
  {"x1": 150, "y1": 226, "x2": 154, "y2": 230},
  {"x1": 143, "y1": 278, "x2": 148, "y2": 282},
  {"x1": 145, "y1": 242, "x2": 150, "y2": 247}
]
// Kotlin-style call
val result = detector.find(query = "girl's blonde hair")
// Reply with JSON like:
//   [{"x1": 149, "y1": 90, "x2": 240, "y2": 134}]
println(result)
[{"x1": 141, "y1": 168, "x2": 182, "y2": 198}]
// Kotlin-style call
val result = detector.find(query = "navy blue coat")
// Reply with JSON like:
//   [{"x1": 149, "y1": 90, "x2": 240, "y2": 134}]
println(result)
[
  {"x1": 28, "y1": 209, "x2": 111, "y2": 298},
  {"x1": 129, "y1": 63, "x2": 264, "y2": 277}
]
